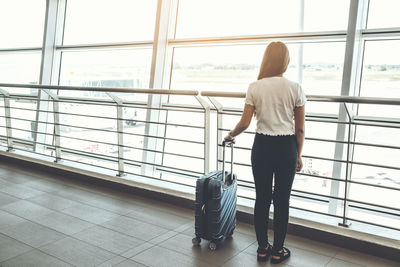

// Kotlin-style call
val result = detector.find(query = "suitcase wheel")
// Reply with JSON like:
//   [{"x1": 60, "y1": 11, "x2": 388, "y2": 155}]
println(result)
[
  {"x1": 209, "y1": 241, "x2": 217, "y2": 251},
  {"x1": 192, "y1": 237, "x2": 201, "y2": 246}
]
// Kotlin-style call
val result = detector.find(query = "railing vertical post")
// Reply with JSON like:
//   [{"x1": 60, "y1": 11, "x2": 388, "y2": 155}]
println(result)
[
  {"x1": 53, "y1": 98, "x2": 61, "y2": 162},
  {"x1": 107, "y1": 93, "x2": 125, "y2": 177},
  {"x1": 0, "y1": 89, "x2": 13, "y2": 151},
  {"x1": 43, "y1": 90, "x2": 61, "y2": 162},
  {"x1": 195, "y1": 96, "x2": 211, "y2": 174},
  {"x1": 340, "y1": 103, "x2": 354, "y2": 227},
  {"x1": 208, "y1": 97, "x2": 224, "y2": 171}
]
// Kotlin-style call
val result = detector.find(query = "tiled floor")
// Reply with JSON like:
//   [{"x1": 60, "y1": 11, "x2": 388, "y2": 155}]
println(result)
[{"x1": 0, "y1": 161, "x2": 398, "y2": 267}]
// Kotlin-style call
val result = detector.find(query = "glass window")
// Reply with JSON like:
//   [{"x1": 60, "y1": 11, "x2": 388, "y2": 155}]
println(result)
[
  {"x1": 59, "y1": 48, "x2": 152, "y2": 100},
  {"x1": 176, "y1": 0, "x2": 300, "y2": 38},
  {"x1": 358, "y1": 40, "x2": 400, "y2": 118},
  {"x1": 170, "y1": 42, "x2": 345, "y2": 112},
  {"x1": 0, "y1": 53, "x2": 41, "y2": 93},
  {"x1": 303, "y1": 0, "x2": 350, "y2": 32},
  {"x1": 175, "y1": 0, "x2": 349, "y2": 38},
  {"x1": 367, "y1": 0, "x2": 400, "y2": 29},
  {"x1": 0, "y1": 0, "x2": 46, "y2": 48},
  {"x1": 63, "y1": 0, "x2": 157, "y2": 45},
  {"x1": 300, "y1": 42, "x2": 345, "y2": 96},
  {"x1": 171, "y1": 45, "x2": 264, "y2": 92}
]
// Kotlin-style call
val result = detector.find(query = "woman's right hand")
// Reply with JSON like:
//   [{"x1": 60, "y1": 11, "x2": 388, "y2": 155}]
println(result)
[{"x1": 296, "y1": 156, "x2": 303, "y2": 172}]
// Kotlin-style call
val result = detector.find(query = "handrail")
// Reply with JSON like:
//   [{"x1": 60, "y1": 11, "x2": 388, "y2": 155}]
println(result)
[
  {"x1": 306, "y1": 95, "x2": 400, "y2": 105},
  {"x1": 201, "y1": 91, "x2": 400, "y2": 105},
  {"x1": 0, "y1": 83, "x2": 198, "y2": 96},
  {"x1": 2, "y1": 84, "x2": 400, "y2": 105},
  {"x1": 201, "y1": 91, "x2": 246, "y2": 98}
]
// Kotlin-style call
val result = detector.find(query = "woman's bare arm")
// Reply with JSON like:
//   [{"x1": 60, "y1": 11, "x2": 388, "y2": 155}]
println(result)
[
  {"x1": 294, "y1": 105, "x2": 305, "y2": 171},
  {"x1": 224, "y1": 104, "x2": 255, "y2": 140}
]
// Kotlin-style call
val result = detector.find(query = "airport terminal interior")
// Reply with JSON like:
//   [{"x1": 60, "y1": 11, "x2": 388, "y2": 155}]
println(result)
[{"x1": 0, "y1": 0, "x2": 399, "y2": 266}]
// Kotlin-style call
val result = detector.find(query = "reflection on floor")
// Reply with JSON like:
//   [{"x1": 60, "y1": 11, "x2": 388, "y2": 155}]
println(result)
[{"x1": 0, "y1": 161, "x2": 398, "y2": 267}]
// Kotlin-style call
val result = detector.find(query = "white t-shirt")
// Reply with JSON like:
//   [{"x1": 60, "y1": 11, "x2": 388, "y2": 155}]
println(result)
[{"x1": 245, "y1": 77, "x2": 307, "y2": 136}]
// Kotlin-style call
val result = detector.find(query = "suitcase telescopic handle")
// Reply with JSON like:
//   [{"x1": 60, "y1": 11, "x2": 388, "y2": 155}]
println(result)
[{"x1": 222, "y1": 140, "x2": 234, "y2": 183}]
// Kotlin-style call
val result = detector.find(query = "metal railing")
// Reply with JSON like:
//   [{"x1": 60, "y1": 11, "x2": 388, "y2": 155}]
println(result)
[
  {"x1": 0, "y1": 83, "x2": 399, "y2": 236},
  {"x1": 202, "y1": 91, "x2": 400, "y2": 233},
  {"x1": 0, "y1": 83, "x2": 210, "y2": 188}
]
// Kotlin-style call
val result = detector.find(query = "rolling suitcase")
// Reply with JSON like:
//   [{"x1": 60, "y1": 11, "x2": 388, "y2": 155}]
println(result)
[{"x1": 192, "y1": 140, "x2": 237, "y2": 250}]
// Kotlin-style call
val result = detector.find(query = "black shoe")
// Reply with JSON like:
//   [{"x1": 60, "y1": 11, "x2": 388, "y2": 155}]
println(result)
[
  {"x1": 271, "y1": 247, "x2": 291, "y2": 264},
  {"x1": 257, "y1": 244, "x2": 272, "y2": 262}
]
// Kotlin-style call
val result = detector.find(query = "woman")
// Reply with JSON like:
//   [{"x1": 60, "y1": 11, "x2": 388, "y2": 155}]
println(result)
[{"x1": 224, "y1": 41, "x2": 306, "y2": 264}]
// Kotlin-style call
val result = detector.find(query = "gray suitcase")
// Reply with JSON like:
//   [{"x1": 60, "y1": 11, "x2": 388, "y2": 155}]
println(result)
[{"x1": 192, "y1": 141, "x2": 237, "y2": 250}]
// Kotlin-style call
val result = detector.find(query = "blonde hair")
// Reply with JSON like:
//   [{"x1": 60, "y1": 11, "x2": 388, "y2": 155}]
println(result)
[{"x1": 257, "y1": 41, "x2": 290, "y2": 80}]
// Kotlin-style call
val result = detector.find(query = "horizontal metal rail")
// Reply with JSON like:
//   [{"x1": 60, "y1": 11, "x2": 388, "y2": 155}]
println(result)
[
  {"x1": 218, "y1": 110, "x2": 400, "y2": 129},
  {"x1": 0, "y1": 83, "x2": 198, "y2": 96},
  {"x1": 169, "y1": 31, "x2": 347, "y2": 45},
  {"x1": 217, "y1": 154, "x2": 400, "y2": 173},
  {"x1": 0, "y1": 106, "x2": 205, "y2": 130},
  {"x1": 0, "y1": 117, "x2": 204, "y2": 145},
  {"x1": 202, "y1": 91, "x2": 400, "y2": 105},
  {"x1": 0, "y1": 102, "x2": 205, "y2": 115}
]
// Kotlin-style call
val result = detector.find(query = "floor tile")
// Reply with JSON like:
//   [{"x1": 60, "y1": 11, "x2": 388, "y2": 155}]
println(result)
[
  {"x1": 0, "y1": 167, "x2": 47, "y2": 181},
  {"x1": 245, "y1": 245, "x2": 333, "y2": 267},
  {"x1": 24, "y1": 178, "x2": 71, "y2": 193},
  {"x1": 121, "y1": 242, "x2": 154, "y2": 258},
  {"x1": 335, "y1": 247, "x2": 399, "y2": 267},
  {"x1": 0, "y1": 177, "x2": 14, "y2": 188},
  {"x1": 149, "y1": 230, "x2": 178, "y2": 245},
  {"x1": 96, "y1": 256, "x2": 129, "y2": 267},
  {"x1": 73, "y1": 225, "x2": 143, "y2": 255},
  {"x1": 221, "y1": 251, "x2": 291, "y2": 267},
  {"x1": 53, "y1": 186, "x2": 101, "y2": 204},
  {"x1": 85, "y1": 195, "x2": 141, "y2": 215},
  {"x1": 158, "y1": 232, "x2": 254, "y2": 266},
  {"x1": 101, "y1": 215, "x2": 169, "y2": 241},
  {"x1": 326, "y1": 258, "x2": 365, "y2": 267},
  {"x1": 0, "y1": 184, "x2": 45, "y2": 199},
  {"x1": 182, "y1": 224, "x2": 196, "y2": 236},
  {"x1": 28, "y1": 193, "x2": 79, "y2": 211},
  {"x1": 32, "y1": 211, "x2": 94, "y2": 235},
  {"x1": 0, "y1": 200, "x2": 53, "y2": 220},
  {"x1": 148, "y1": 201, "x2": 194, "y2": 219},
  {"x1": 126, "y1": 205, "x2": 192, "y2": 230},
  {"x1": 114, "y1": 259, "x2": 148, "y2": 267},
  {"x1": 132, "y1": 245, "x2": 212, "y2": 267},
  {"x1": 173, "y1": 221, "x2": 194, "y2": 233},
  {"x1": 235, "y1": 221, "x2": 257, "y2": 237},
  {"x1": 1, "y1": 249, "x2": 73, "y2": 267},
  {"x1": 135, "y1": 197, "x2": 191, "y2": 215},
  {"x1": 284, "y1": 234, "x2": 339, "y2": 257},
  {"x1": 0, "y1": 210, "x2": 26, "y2": 229},
  {"x1": 40, "y1": 237, "x2": 116, "y2": 267},
  {"x1": 0, "y1": 220, "x2": 66, "y2": 248},
  {"x1": 0, "y1": 171, "x2": 42, "y2": 184},
  {"x1": 0, "y1": 233, "x2": 32, "y2": 262},
  {"x1": 0, "y1": 192, "x2": 20, "y2": 207},
  {"x1": 61, "y1": 202, "x2": 120, "y2": 224}
]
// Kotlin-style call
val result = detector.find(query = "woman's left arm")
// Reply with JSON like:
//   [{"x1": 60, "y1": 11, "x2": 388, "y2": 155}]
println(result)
[{"x1": 224, "y1": 104, "x2": 255, "y2": 141}]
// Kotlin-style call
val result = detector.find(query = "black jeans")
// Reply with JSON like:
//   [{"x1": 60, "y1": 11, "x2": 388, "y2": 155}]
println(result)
[{"x1": 251, "y1": 133, "x2": 297, "y2": 251}]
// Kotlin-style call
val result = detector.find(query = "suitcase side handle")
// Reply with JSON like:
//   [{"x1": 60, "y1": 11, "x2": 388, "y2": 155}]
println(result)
[{"x1": 222, "y1": 140, "x2": 234, "y2": 183}]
